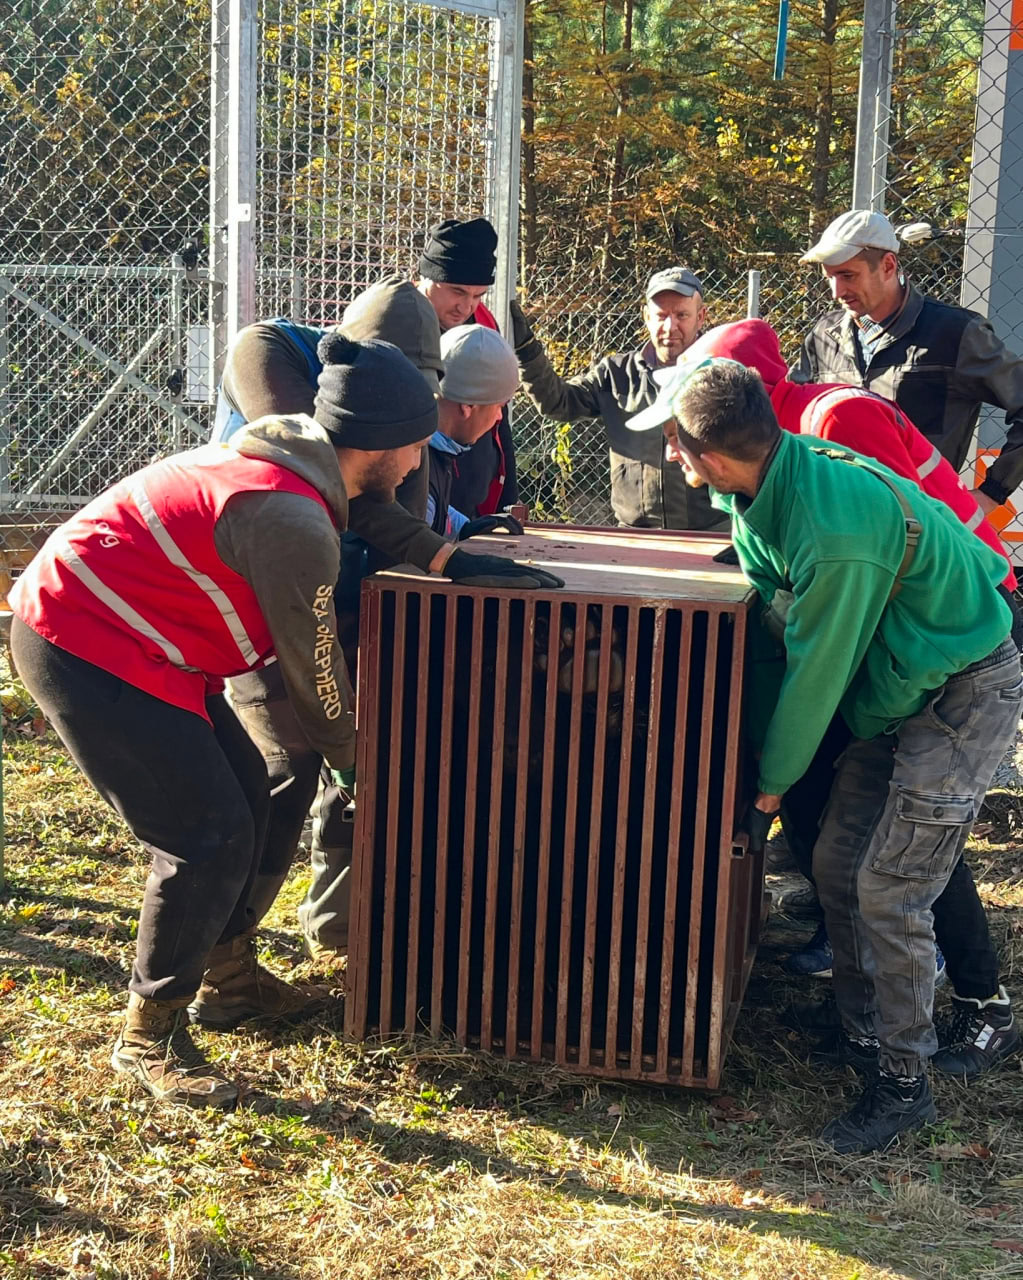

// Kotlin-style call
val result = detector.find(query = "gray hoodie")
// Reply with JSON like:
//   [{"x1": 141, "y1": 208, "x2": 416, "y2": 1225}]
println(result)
[{"x1": 213, "y1": 414, "x2": 355, "y2": 771}]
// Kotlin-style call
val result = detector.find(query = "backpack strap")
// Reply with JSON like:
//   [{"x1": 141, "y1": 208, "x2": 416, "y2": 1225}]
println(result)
[{"x1": 808, "y1": 445, "x2": 922, "y2": 601}]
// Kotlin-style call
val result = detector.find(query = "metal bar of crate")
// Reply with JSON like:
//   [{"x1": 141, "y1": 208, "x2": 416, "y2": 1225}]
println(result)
[
  {"x1": 631, "y1": 607, "x2": 667, "y2": 1074},
  {"x1": 481, "y1": 597, "x2": 511, "y2": 1051},
  {"x1": 681, "y1": 611, "x2": 720, "y2": 1083},
  {"x1": 578, "y1": 605, "x2": 614, "y2": 1069},
  {"x1": 379, "y1": 591, "x2": 408, "y2": 1035},
  {"x1": 455, "y1": 599, "x2": 486, "y2": 1046},
  {"x1": 603, "y1": 605, "x2": 639, "y2": 1070},
  {"x1": 405, "y1": 602, "x2": 432, "y2": 1034},
  {"x1": 505, "y1": 595, "x2": 537, "y2": 1057},
  {"x1": 656, "y1": 616, "x2": 693, "y2": 1078},
  {"x1": 530, "y1": 598, "x2": 563, "y2": 1058},
  {"x1": 431, "y1": 594, "x2": 459, "y2": 1037},
  {"x1": 555, "y1": 601, "x2": 588, "y2": 1063}
]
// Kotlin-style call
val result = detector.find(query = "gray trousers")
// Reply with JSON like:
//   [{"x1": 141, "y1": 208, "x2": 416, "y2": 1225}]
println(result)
[
  {"x1": 814, "y1": 638, "x2": 1023, "y2": 1077},
  {"x1": 227, "y1": 664, "x2": 353, "y2": 953}
]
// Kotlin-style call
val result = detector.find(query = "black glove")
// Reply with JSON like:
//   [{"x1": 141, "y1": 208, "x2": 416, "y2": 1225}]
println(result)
[
  {"x1": 444, "y1": 548, "x2": 564, "y2": 590},
  {"x1": 458, "y1": 514, "x2": 524, "y2": 540},
  {"x1": 738, "y1": 803, "x2": 775, "y2": 855},
  {"x1": 713, "y1": 544, "x2": 740, "y2": 565},
  {"x1": 508, "y1": 299, "x2": 536, "y2": 351}
]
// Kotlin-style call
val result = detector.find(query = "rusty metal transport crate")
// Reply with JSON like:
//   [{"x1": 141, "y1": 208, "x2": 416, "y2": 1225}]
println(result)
[{"x1": 345, "y1": 526, "x2": 762, "y2": 1088}]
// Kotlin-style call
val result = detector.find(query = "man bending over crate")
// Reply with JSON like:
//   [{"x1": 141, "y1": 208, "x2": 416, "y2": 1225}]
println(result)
[
  {"x1": 626, "y1": 357, "x2": 1022, "y2": 1154},
  {"x1": 9, "y1": 337, "x2": 442, "y2": 1109}
]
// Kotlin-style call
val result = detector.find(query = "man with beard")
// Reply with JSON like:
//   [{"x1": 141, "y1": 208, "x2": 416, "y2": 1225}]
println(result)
[{"x1": 9, "y1": 336, "x2": 438, "y2": 1109}]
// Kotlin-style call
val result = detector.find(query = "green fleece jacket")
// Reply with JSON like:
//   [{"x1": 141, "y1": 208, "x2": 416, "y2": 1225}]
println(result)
[{"x1": 713, "y1": 430, "x2": 1012, "y2": 795}]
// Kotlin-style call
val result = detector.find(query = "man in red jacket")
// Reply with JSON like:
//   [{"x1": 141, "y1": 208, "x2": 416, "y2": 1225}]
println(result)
[
  {"x1": 415, "y1": 216, "x2": 518, "y2": 517},
  {"x1": 9, "y1": 336, "x2": 438, "y2": 1110},
  {"x1": 684, "y1": 319, "x2": 1020, "y2": 1079}
]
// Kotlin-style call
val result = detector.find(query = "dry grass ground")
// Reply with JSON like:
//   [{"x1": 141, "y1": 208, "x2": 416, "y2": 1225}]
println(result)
[{"x1": 3, "y1": 726, "x2": 1023, "y2": 1280}]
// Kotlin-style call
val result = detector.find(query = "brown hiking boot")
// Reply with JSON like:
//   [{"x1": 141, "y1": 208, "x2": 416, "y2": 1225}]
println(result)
[
  {"x1": 187, "y1": 929, "x2": 329, "y2": 1030},
  {"x1": 111, "y1": 993, "x2": 239, "y2": 1109}
]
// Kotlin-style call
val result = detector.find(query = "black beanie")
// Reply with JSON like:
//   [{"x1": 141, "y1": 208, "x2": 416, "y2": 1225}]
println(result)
[
  {"x1": 313, "y1": 333, "x2": 438, "y2": 450},
  {"x1": 418, "y1": 217, "x2": 498, "y2": 285}
]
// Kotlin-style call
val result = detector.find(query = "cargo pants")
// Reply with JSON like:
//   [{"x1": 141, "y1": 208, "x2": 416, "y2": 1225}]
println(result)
[{"x1": 813, "y1": 637, "x2": 1023, "y2": 1077}]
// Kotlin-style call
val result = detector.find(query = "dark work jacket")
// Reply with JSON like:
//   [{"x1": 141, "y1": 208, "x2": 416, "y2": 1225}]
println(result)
[
  {"x1": 448, "y1": 408, "x2": 518, "y2": 517},
  {"x1": 795, "y1": 283, "x2": 1023, "y2": 505},
  {"x1": 516, "y1": 337, "x2": 728, "y2": 531},
  {"x1": 448, "y1": 303, "x2": 518, "y2": 517},
  {"x1": 427, "y1": 445, "x2": 458, "y2": 535}
]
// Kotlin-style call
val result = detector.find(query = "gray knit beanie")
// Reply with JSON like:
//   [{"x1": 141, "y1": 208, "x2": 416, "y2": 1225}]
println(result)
[{"x1": 313, "y1": 333, "x2": 438, "y2": 449}]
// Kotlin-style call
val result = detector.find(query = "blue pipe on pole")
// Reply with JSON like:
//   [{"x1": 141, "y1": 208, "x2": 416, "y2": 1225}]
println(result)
[{"x1": 774, "y1": 0, "x2": 790, "y2": 80}]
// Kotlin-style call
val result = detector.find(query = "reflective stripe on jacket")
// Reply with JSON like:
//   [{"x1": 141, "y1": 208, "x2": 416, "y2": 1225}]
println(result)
[
  {"x1": 10, "y1": 444, "x2": 334, "y2": 718},
  {"x1": 771, "y1": 379, "x2": 1017, "y2": 591}
]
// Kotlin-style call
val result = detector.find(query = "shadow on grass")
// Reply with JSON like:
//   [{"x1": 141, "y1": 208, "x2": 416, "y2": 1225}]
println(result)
[{"x1": 0, "y1": 1179, "x2": 289, "y2": 1280}]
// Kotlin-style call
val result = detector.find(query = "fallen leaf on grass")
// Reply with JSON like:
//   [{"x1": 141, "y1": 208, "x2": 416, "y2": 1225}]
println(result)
[
  {"x1": 709, "y1": 1095, "x2": 760, "y2": 1122},
  {"x1": 711, "y1": 1106, "x2": 760, "y2": 1124},
  {"x1": 993, "y1": 1240, "x2": 1023, "y2": 1254},
  {"x1": 974, "y1": 1204, "x2": 1012, "y2": 1220},
  {"x1": 0, "y1": 978, "x2": 16, "y2": 997},
  {"x1": 932, "y1": 1142, "x2": 993, "y2": 1161}
]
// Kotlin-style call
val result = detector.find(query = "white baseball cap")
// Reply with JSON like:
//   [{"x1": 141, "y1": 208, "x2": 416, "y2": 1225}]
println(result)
[
  {"x1": 801, "y1": 210, "x2": 901, "y2": 267},
  {"x1": 625, "y1": 356, "x2": 748, "y2": 433}
]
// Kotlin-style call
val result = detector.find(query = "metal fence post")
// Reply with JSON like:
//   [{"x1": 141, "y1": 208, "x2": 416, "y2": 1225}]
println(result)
[
  {"x1": 962, "y1": 0, "x2": 1017, "y2": 324},
  {"x1": 491, "y1": 0, "x2": 525, "y2": 333},
  {"x1": 0, "y1": 286, "x2": 9, "y2": 508},
  {"x1": 746, "y1": 270, "x2": 762, "y2": 319},
  {"x1": 209, "y1": 0, "x2": 231, "y2": 394},
  {"x1": 226, "y1": 0, "x2": 258, "y2": 346},
  {"x1": 852, "y1": 0, "x2": 895, "y2": 211}
]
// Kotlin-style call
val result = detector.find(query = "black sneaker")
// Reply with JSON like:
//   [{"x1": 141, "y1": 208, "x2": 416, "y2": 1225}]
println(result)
[
  {"x1": 809, "y1": 1028, "x2": 880, "y2": 1075},
  {"x1": 778, "y1": 881, "x2": 824, "y2": 919},
  {"x1": 820, "y1": 1072, "x2": 936, "y2": 1154},
  {"x1": 932, "y1": 986, "x2": 1020, "y2": 1078}
]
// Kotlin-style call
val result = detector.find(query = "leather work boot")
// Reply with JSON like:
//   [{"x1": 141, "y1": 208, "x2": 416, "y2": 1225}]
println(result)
[
  {"x1": 187, "y1": 929, "x2": 329, "y2": 1030},
  {"x1": 111, "y1": 993, "x2": 239, "y2": 1109}
]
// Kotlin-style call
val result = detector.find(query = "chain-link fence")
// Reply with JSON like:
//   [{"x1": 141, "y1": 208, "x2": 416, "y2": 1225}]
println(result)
[
  {"x1": 514, "y1": 0, "x2": 1023, "y2": 547},
  {"x1": 0, "y1": 0, "x2": 513, "y2": 602},
  {"x1": 255, "y1": 0, "x2": 496, "y2": 322},
  {"x1": 0, "y1": 0, "x2": 212, "y2": 597},
  {"x1": 3, "y1": 0, "x2": 1023, "y2": 586},
  {"x1": 513, "y1": 254, "x2": 834, "y2": 525},
  {"x1": 866, "y1": 0, "x2": 1023, "y2": 546}
]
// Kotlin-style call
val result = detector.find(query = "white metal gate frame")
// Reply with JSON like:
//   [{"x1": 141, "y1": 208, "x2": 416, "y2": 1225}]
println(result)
[{"x1": 209, "y1": 0, "x2": 524, "y2": 388}]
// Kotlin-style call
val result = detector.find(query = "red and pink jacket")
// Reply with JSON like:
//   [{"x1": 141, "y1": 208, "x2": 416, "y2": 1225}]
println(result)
[
  {"x1": 11, "y1": 444, "x2": 335, "y2": 718},
  {"x1": 686, "y1": 320, "x2": 1016, "y2": 589}
]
